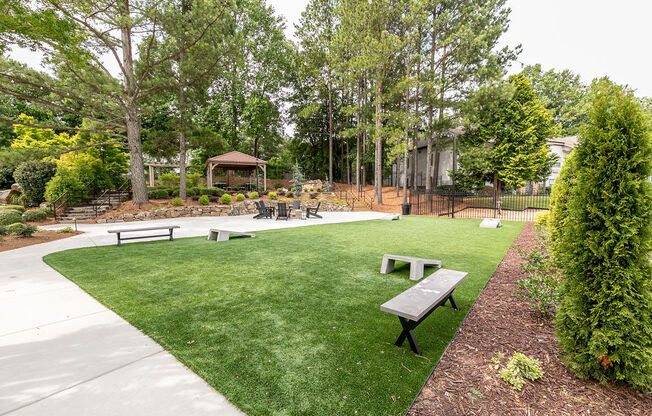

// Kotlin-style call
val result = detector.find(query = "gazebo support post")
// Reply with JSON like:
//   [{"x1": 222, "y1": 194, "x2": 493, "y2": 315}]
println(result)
[
  {"x1": 149, "y1": 165, "x2": 155, "y2": 187},
  {"x1": 263, "y1": 165, "x2": 267, "y2": 191},
  {"x1": 207, "y1": 162, "x2": 213, "y2": 188}
]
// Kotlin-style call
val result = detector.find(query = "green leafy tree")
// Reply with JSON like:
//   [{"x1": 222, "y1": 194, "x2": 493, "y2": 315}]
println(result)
[
  {"x1": 555, "y1": 80, "x2": 652, "y2": 391},
  {"x1": 548, "y1": 150, "x2": 576, "y2": 257},
  {"x1": 521, "y1": 64, "x2": 587, "y2": 136},
  {"x1": 459, "y1": 74, "x2": 559, "y2": 191}
]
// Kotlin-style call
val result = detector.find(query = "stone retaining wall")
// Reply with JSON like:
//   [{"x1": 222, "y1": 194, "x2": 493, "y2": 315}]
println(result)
[{"x1": 96, "y1": 200, "x2": 351, "y2": 223}]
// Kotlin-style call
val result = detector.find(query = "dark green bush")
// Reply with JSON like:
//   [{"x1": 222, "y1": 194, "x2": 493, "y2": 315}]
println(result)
[
  {"x1": 7, "y1": 222, "x2": 38, "y2": 237},
  {"x1": 147, "y1": 188, "x2": 169, "y2": 199},
  {"x1": 167, "y1": 187, "x2": 180, "y2": 197},
  {"x1": 199, "y1": 187, "x2": 223, "y2": 196},
  {"x1": 0, "y1": 224, "x2": 7, "y2": 236},
  {"x1": 0, "y1": 205, "x2": 25, "y2": 213},
  {"x1": 22, "y1": 209, "x2": 47, "y2": 222},
  {"x1": 555, "y1": 80, "x2": 652, "y2": 391},
  {"x1": 208, "y1": 195, "x2": 219, "y2": 202},
  {"x1": 0, "y1": 209, "x2": 23, "y2": 226},
  {"x1": 0, "y1": 166, "x2": 14, "y2": 189},
  {"x1": 188, "y1": 187, "x2": 201, "y2": 197},
  {"x1": 548, "y1": 151, "x2": 576, "y2": 259},
  {"x1": 273, "y1": 181, "x2": 283, "y2": 189},
  {"x1": 13, "y1": 160, "x2": 57, "y2": 206},
  {"x1": 198, "y1": 195, "x2": 209, "y2": 206}
]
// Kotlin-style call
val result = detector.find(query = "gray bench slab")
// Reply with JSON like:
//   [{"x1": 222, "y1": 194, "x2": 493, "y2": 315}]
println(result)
[
  {"x1": 380, "y1": 214, "x2": 401, "y2": 221},
  {"x1": 207, "y1": 229, "x2": 256, "y2": 242},
  {"x1": 480, "y1": 218, "x2": 501, "y2": 228},
  {"x1": 380, "y1": 254, "x2": 442, "y2": 281},
  {"x1": 380, "y1": 268, "x2": 468, "y2": 354},
  {"x1": 107, "y1": 225, "x2": 180, "y2": 247}
]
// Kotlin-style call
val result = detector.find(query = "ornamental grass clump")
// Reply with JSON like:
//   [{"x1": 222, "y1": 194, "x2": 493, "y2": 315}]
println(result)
[{"x1": 553, "y1": 80, "x2": 652, "y2": 391}]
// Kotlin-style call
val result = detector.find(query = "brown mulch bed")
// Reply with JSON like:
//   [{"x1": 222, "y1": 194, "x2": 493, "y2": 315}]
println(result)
[
  {"x1": 0, "y1": 230, "x2": 82, "y2": 252},
  {"x1": 408, "y1": 223, "x2": 651, "y2": 416}
]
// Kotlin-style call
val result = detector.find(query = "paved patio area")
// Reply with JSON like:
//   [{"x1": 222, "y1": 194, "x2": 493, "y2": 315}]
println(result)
[{"x1": 0, "y1": 211, "x2": 387, "y2": 415}]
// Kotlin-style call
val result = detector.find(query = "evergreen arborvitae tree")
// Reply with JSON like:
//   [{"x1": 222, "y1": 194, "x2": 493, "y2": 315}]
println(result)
[
  {"x1": 292, "y1": 162, "x2": 304, "y2": 196},
  {"x1": 548, "y1": 150, "x2": 576, "y2": 258},
  {"x1": 555, "y1": 79, "x2": 652, "y2": 391}
]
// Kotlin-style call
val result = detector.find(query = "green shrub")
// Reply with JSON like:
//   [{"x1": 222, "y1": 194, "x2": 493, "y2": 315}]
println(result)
[
  {"x1": 55, "y1": 226, "x2": 74, "y2": 233},
  {"x1": 221, "y1": 194, "x2": 232, "y2": 204},
  {"x1": 249, "y1": 191, "x2": 259, "y2": 199},
  {"x1": 167, "y1": 187, "x2": 180, "y2": 197},
  {"x1": 198, "y1": 195, "x2": 209, "y2": 205},
  {"x1": 269, "y1": 192, "x2": 277, "y2": 200},
  {"x1": 0, "y1": 205, "x2": 25, "y2": 213},
  {"x1": 22, "y1": 209, "x2": 47, "y2": 222},
  {"x1": 0, "y1": 209, "x2": 23, "y2": 226},
  {"x1": 286, "y1": 191, "x2": 293, "y2": 198},
  {"x1": 172, "y1": 197, "x2": 184, "y2": 206},
  {"x1": 159, "y1": 173, "x2": 180, "y2": 187},
  {"x1": 494, "y1": 352, "x2": 544, "y2": 391},
  {"x1": 38, "y1": 206, "x2": 53, "y2": 217},
  {"x1": 273, "y1": 181, "x2": 283, "y2": 189},
  {"x1": 0, "y1": 166, "x2": 14, "y2": 189},
  {"x1": 317, "y1": 188, "x2": 323, "y2": 192},
  {"x1": 14, "y1": 160, "x2": 57, "y2": 206},
  {"x1": 555, "y1": 80, "x2": 652, "y2": 391},
  {"x1": 7, "y1": 222, "x2": 38, "y2": 238},
  {"x1": 514, "y1": 247, "x2": 561, "y2": 316},
  {"x1": 199, "y1": 187, "x2": 223, "y2": 196},
  {"x1": 44, "y1": 167, "x2": 85, "y2": 203},
  {"x1": 147, "y1": 188, "x2": 169, "y2": 199},
  {"x1": 235, "y1": 193, "x2": 245, "y2": 202},
  {"x1": 0, "y1": 224, "x2": 7, "y2": 236},
  {"x1": 186, "y1": 173, "x2": 201, "y2": 188}
]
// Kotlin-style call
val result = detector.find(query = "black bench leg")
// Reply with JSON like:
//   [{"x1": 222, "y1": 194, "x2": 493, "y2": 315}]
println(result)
[
  {"x1": 448, "y1": 294, "x2": 459, "y2": 311},
  {"x1": 396, "y1": 317, "x2": 421, "y2": 355},
  {"x1": 169, "y1": 229, "x2": 174, "y2": 242},
  {"x1": 117, "y1": 232, "x2": 121, "y2": 247}
]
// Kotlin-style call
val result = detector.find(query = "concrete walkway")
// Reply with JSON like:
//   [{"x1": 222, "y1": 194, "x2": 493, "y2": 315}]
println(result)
[{"x1": 0, "y1": 211, "x2": 387, "y2": 415}]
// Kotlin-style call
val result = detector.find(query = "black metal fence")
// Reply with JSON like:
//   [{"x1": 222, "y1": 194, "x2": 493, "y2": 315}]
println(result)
[{"x1": 409, "y1": 189, "x2": 550, "y2": 222}]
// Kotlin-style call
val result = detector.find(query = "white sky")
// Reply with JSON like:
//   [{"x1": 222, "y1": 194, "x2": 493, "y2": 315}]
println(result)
[
  {"x1": 10, "y1": 0, "x2": 652, "y2": 98},
  {"x1": 269, "y1": 0, "x2": 652, "y2": 97}
]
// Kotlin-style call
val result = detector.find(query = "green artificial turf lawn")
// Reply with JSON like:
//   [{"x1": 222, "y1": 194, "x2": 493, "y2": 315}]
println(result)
[{"x1": 44, "y1": 217, "x2": 523, "y2": 415}]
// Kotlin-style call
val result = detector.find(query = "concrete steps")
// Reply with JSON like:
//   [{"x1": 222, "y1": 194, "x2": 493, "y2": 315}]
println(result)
[{"x1": 57, "y1": 192, "x2": 130, "y2": 221}]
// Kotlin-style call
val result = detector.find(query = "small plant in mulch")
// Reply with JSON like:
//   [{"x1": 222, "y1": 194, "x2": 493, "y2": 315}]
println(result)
[
  {"x1": 7, "y1": 223, "x2": 38, "y2": 238},
  {"x1": 493, "y1": 352, "x2": 544, "y2": 391},
  {"x1": 513, "y1": 245, "x2": 561, "y2": 316},
  {"x1": 55, "y1": 226, "x2": 75, "y2": 233},
  {"x1": 172, "y1": 197, "x2": 184, "y2": 206}
]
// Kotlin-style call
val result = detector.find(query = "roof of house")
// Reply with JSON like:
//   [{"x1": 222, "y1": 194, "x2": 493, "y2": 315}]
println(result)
[
  {"x1": 547, "y1": 136, "x2": 578, "y2": 150},
  {"x1": 205, "y1": 151, "x2": 268, "y2": 169}
]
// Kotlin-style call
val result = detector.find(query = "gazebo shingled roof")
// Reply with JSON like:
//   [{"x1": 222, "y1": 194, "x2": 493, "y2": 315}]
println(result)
[
  {"x1": 205, "y1": 151, "x2": 267, "y2": 189},
  {"x1": 205, "y1": 151, "x2": 267, "y2": 169}
]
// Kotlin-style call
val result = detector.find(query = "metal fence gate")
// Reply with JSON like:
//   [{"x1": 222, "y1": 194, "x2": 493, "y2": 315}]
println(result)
[{"x1": 409, "y1": 189, "x2": 550, "y2": 222}]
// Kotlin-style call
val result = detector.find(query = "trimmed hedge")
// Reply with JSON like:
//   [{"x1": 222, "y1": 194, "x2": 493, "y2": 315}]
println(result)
[
  {"x1": 148, "y1": 188, "x2": 170, "y2": 199},
  {"x1": 7, "y1": 222, "x2": 38, "y2": 238}
]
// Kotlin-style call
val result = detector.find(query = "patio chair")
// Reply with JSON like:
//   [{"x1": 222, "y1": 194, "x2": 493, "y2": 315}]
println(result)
[
  {"x1": 306, "y1": 202, "x2": 322, "y2": 219},
  {"x1": 260, "y1": 200, "x2": 275, "y2": 216},
  {"x1": 276, "y1": 202, "x2": 290, "y2": 221},
  {"x1": 254, "y1": 201, "x2": 273, "y2": 219}
]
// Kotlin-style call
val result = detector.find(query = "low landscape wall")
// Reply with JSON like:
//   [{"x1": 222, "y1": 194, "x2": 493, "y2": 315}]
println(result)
[{"x1": 96, "y1": 200, "x2": 351, "y2": 223}]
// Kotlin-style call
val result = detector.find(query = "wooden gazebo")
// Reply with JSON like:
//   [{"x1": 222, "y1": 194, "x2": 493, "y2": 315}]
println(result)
[{"x1": 205, "y1": 151, "x2": 267, "y2": 190}]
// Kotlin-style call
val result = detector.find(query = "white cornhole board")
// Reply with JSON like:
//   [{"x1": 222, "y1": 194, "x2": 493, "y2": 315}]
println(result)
[
  {"x1": 381, "y1": 214, "x2": 402, "y2": 221},
  {"x1": 479, "y1": 218, "x2": 501, "y2": 228}
]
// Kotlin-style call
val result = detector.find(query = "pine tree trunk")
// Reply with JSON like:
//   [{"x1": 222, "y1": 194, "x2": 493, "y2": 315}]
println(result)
[
  {"x1": 178, "y1": 50, "x2": 187, "y2": 200},
  {"x1": 328, "y1": 69, "x2": 333, "y2": 184},
  {"x1": 120, "y1": 2, "x2": 147, "y2": 204},
  {"x1": 374, "y1": 78, "x2": 383, "y2": 205}
]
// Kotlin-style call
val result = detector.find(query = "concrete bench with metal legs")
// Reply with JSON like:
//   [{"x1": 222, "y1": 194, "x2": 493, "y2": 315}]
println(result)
[
  {"x1": 207, "y1": 229, "x2": 255, "y2": 242},
  {"x1": 380, "y1": 268, "x2": 468, "y2": 355},
  {"x1": 380, "y1": 254, "x2": 442, "y2": 281},
  {"x1": 107, "y1": 225, "x2": 180, "y2": 247}
]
